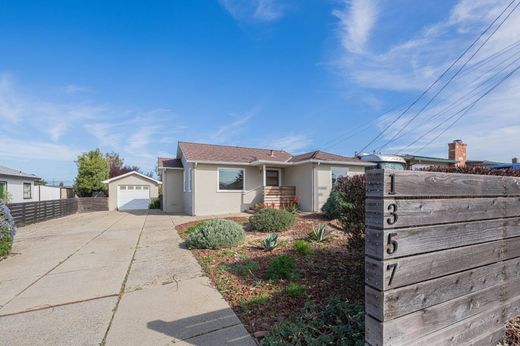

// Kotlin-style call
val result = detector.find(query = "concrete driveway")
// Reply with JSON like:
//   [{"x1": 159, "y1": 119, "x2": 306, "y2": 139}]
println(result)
[{"x1": 0, "y1": 211, "x2": 255, "y2": 346}]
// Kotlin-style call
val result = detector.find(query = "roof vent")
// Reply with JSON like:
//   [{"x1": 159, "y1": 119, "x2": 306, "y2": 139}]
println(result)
[
  {"x1": 269, "y1": 150, "x2": 274, "y2": 157},
  {"x1": 513, "y1": 157, "x2": 518, "y2": 164}
]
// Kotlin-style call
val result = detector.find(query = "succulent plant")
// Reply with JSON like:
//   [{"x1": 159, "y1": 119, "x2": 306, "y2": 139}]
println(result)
[{"x1": 262, "y1": 233, "x2": 278, "y2": 251}]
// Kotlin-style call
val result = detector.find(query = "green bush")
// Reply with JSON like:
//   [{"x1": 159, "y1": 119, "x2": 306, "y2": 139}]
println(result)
[
  {"x1": 226, "y1": 259, "x2": 260, "y2": 276},
  {"x1": 286, "y1": 282, "x2": 306, "y2": 297},
  {"x1": 148, "y1": 198, "x2": 160, "y2": 209},
  {"x1": 261, "y1": 297, "x2": 364, "y2": 346},
  {"x1": 185, "y1": 219, "x2": 245, "y2": 249},
  {"x1": 186, "y1": 221, "x2": 206, "y2": 235},
  {"x1": 268, "y1": 255, "x2": 296, "y2": 280},
  {"x1": 321, "y1": 175, "x2": 365, "y2": 229},
  {"x1": 293, "y1": 239, "x2": 312, "y2": 255},
  {"x1": 249, "y1": 208, "x2": 296, "y2": 232}
]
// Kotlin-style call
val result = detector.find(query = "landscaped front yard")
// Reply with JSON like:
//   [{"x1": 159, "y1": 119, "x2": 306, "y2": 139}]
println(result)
[{"x1": 176, "y1": 211, "x2": 365, "y2": 345}]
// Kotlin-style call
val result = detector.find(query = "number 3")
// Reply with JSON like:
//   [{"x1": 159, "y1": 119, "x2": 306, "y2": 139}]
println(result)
[
  {"x1": 387, "y1": 203, "x2": 398, "y2": 225},
  {"x1": 387, "y1": 232, "x2": 398, "y2": 255}
]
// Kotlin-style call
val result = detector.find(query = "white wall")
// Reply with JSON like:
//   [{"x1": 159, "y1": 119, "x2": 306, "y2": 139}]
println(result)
[
  {"x1": 34, "y1": 185, "x2": 61, "y2": 201},
  {"x1": 0, "y1": 177, "x2": 36, "y2": 203},
  {"x1": 162, "y1": 169, "x2": 184, "y2": 213}
]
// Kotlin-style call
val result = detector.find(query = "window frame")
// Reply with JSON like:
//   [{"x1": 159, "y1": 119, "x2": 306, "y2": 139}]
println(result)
[
  {"x1": 265, "y1": 168, "x2": 281, "y2": 187},
  {"x1": 23, "y1": 182, "x2": 32, "y2": 199},
  {"x1": 217, "y1": 167, "x2": 245, "y2": 192},
  {"x1": 0, "y1": 181, "x2": 7, "y2": 200},
  {"x1": 331, "y1": 166, "x2": 349, "y2": 186}
]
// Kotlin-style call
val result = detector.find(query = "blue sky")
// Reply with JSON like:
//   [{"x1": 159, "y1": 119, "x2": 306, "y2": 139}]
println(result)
[{"x1": 1, "y1": 0, "x2": 519, "y2": 184}]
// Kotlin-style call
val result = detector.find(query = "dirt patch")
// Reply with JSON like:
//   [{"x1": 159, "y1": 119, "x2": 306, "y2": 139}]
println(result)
[{"x1": 175, "y1": 213, "x2": 364, "y2": 339}]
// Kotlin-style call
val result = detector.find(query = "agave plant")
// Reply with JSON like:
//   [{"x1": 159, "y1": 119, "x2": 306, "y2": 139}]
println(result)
[
  {"x1": 263, "y1": 233, "x2": 278, "y2": 251},
  {"x1": 309, "y1": 224, "x2": 326, "y2": 243}
]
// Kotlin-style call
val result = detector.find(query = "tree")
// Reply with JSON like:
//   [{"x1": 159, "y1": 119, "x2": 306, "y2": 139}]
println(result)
[
  {"x1": 34, "y1": 179, "x2": 47, "y2": 186},
  {"x1": 73, "y1": 149, "x2": 109, "y2": 197},
  {"x1": 105, "y1": 152, "x2": 153, "y2": 178}
]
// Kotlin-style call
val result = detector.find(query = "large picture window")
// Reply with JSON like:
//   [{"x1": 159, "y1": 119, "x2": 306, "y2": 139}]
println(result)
[
  {"x1": 23, "y1": 182, "x2": 32, "y2": 199},
  {"x1": 218, "y1": 168, "x2": 244, "y2": 191},
  {"x1": 331, "y1": 167, "x2": 348, "y2": 186}
]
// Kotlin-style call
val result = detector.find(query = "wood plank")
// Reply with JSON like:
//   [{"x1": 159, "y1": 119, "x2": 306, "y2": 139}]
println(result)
[
  {"x1": 366, "y1": 256, "x2": 520, "y2": 320},
  {"x1": 406, "y1": 294, "x2": 520, "y2": 346},
  {"x1": 365, "y1": 237, "x2": 520, "y2": 290},
  {"x1": 366, "y1": 169, "x2": 520, "y2": 198},
  {"x1": 365, "y1": 277, "x2": 520, "y2": 346},
  {"x1": 365, "y1": 217, "x2": 520, "y2": 259},
  {"x1": 366, "y1": 197, "x2": 520, "y2": 229}
]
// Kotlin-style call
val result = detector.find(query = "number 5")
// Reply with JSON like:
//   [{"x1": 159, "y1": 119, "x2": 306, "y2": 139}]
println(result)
[{"x1": 387, "y1": 232, "x2": 398, "y2": 255}]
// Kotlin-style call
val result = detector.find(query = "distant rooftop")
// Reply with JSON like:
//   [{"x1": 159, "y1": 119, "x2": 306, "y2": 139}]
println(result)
[
  {"x1": 402, "y1": 155, "x2": 458, "y2": 164},
  {"x1": 0, "y1": 165, "x2": 40, "y2": 180}
]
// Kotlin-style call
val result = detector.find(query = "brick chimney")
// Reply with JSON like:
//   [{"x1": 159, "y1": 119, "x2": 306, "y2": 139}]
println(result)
[
  {"x1": 513, "y1": 157, "x2": 518, "y2": 164},
  {"x1": 448, "y1": 139, "x2": 467, "y2": 167}
]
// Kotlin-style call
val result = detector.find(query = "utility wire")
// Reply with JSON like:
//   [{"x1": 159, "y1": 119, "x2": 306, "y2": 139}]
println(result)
[
  {"x1": 414, "y1": 63, "x2": 520, "y2": 154},
  {"x1": 377, "y1": 0, "x2": 520, "y2": 151},
  {"x1": 356, "y1": 0, "x2": 518, "y2": 154},
  {"x1": 400, "y1": 54, "x2": 520, "y2": 153}
]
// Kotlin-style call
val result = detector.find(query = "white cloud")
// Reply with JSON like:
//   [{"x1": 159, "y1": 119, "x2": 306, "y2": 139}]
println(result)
[
  {"x1": 333, "y1": 0, "x2": 520, "y2": 161},
  {"x1": 0, "y1": 136, "x2": 80, "y2": 161},
  {"x1": 0, "y1": 74, "x2": 24, "y2": 122},
  {"x1": 333, "y1": 0, "x2": 378, "y2": 54},
  {"x1": 62, "y1": 84, "x2": 90, "y2": 95},
  {"x1": 270, "y1": 134, "x2": 312, "y2": 153},
  {"x1": 220, "y1": 0, "x2": 287, "y2": 23}
]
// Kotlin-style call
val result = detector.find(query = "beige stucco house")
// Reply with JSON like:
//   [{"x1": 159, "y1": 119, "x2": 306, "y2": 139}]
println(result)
[{"x1": 158, "y1": 142, "x2": 374, "y2": 216}]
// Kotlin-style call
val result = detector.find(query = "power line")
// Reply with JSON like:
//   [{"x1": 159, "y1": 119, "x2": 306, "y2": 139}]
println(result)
[
  {"x1": 376, "y1": 0, "x2": 520, "y2": 151},
  {"x1": 414, "y1": 63, "x2": 520, "y2": 154},
  {"x1": 397, "y1": 46, "x2": 520, "y2": 152},
  {"x1": 356, "y1": 0, "x2": 518, "y2": 154}
]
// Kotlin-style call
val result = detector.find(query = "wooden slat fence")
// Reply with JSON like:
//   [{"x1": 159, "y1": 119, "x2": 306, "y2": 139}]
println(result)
[
  {"x1": 365, "y1": 169, "x2": 520, "y2": 346},
  {"x1": 263, "y1": 186, "x2": 296, "y2": 208},
  {"x1": 7, "y1": 197, "x2": 108, "y2": 227}
]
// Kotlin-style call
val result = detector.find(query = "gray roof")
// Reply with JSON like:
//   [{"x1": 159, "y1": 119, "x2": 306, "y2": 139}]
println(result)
[{"x1": 0, "y1": 165, "x2": 40, "y2": 180}]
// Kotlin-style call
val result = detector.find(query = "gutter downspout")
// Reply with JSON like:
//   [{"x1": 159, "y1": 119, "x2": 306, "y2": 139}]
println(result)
[{"x1": 192, "y1": 162, "x2": 197, "y2": 216}]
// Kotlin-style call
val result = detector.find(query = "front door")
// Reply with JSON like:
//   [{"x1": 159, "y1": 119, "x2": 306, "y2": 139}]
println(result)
[{"x1": 265, "y1": 169, "x2": 280, "y2": 186}]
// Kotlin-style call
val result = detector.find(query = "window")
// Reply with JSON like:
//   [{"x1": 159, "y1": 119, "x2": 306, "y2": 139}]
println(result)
[
  {"x1": 265, "y1": 169, "x2": 280, "y2": 187},
  {"x1": 0, "y1": 181, "x2": 6, "y2": 200},
  {"x1": 143, "y1": 186, "x2": 149, "y2": 190},
  {"x1": 120, "y1": 186, "x2": 127, "y2": 190},
  {"x1": 23, "y1": 182, "x2": 32, "y2": 199},
  {"x1": 331, "y1": 167, "x2": 348, "y2": 186},
  {"x1": 184, "y1": 168, "x2": 192, "y2": 192},
  {"x1": 218, "y1": 168, "x2": 244, "y2": 191},
  {"x1": 135, "y1": 186, "x2": 142, "y2": 190},
  {"x1": 128, "y1": 186, "x2": 134, "y2": 190}
]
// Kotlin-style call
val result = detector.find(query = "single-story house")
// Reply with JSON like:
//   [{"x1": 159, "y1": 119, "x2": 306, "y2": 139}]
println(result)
[
  {"x1": 0, "y1": 165, "x2": 40, "y2": 203},
  {"x1": 158, "y1": 142, "x2": 374, "y2": 216},
  {"x1": 103, "y1": 171, "x2": 162, "y2": 211}
]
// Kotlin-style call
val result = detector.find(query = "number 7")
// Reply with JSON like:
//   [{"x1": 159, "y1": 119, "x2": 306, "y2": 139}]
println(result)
[{"x1": 387, "y1": 263, "x2": 398, "y2": 286}]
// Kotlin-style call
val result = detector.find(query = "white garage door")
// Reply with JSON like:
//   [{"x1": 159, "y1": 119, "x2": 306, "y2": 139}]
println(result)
[{"x1": 117, "y1": 185, "x2": 150, "y2": 210}]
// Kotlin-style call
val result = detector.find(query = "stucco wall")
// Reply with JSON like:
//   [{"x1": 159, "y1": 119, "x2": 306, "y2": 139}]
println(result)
[
  {"x1": 35, "y1": 185, "x2": 61, "y2": 201},
  {"x1": 284, "y1": 164, "x2": 313, "y2": 212},
  {"x1": 0, "y1": 176, "x2": 36, "y2": 203},
  {"x1": 193, "y1": 164, "x2": 263, "y2": 216},
  {"x1": 162, "y1": 169, "x2": 184, "y2": 213},
  {"x1": 107, "y1": 174, "x2": 159, "y2": 211},
  {"x1": 314, "y1": 164, "x2": 366, "y2": 212}
]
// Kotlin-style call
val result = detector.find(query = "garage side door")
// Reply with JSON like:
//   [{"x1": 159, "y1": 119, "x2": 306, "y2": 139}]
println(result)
[{"x1": 117, "y1": 185, "x2": 150, "y2": 210}]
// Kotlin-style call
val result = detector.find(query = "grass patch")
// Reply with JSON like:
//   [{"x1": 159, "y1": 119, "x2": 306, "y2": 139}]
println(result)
[
  {"x1": 268, "y1": 255, "x2": 297, "y2": 280},
  {"x1": 286, "y1": 282, "x2": 306, "y2": 297},
  {"x1": 293, "y1": 239, "x2": 312, "y2": 255},
  {"x1": 225, "y1": 259, "x2": 260, "y2": 276}
]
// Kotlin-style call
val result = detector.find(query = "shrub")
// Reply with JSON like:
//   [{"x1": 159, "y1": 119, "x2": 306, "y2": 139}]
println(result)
[
  {"x1": 261, "y1": 296, "x2": 364, "y2": 346},
  {"x1": 249, "y1": 208, "x2": 296, "y2": 232},
  {"x1": 186, "y1": 221, "x2": 206, "y2": 235},
  {"x1": 262, "y1": 233, "x2": 279, "y2": 251},
  {"x1": 268, "y1": 255, "x2": 296, "y2": 280},
  {"x1": 0, "y1": 200, "x2": 16, "y2": 258},
  {"x1": 293, "y1": 240, "x2": 312, "y2": 255},
  {"x1": 185, "y1": 219, "x2": 245, "y2": 249},
  {"x1": 286, "y1": 282, "x2": 306, "y2": 297},
  {"x1": 321, "y1": 175, "x2": 365, "y2": 229},
  {"x1": 308, "y1": 224, "x2": 327, "y2": 242},
  {"x1": 226, "y1": 259, "x2": 260, "y2": 276},
  {"x1": 148, "y1": 198, "x2": 160, "y2": 209}
]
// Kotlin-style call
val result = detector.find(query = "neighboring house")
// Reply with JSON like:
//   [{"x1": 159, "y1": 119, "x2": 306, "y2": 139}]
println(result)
[
  {"x1": 103, "y1": 171, "x2": 162, "y2": 211},
  {"x1": 158, "y1": 142, "x2": 374, "y2": 216},
  {"x1": 0, "y1": 165, "x2": 40, "y2": 203}
]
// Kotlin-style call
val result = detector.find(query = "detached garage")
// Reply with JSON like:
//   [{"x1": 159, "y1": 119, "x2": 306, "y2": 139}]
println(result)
[{"x1": 103, "y1": 171, "x2": 162, "y2": 211}]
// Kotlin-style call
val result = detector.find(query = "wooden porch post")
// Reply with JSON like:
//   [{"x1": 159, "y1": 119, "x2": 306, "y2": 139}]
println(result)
[{"x1": 262, "y1": 165, "x2": 266, "y2": 186}]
